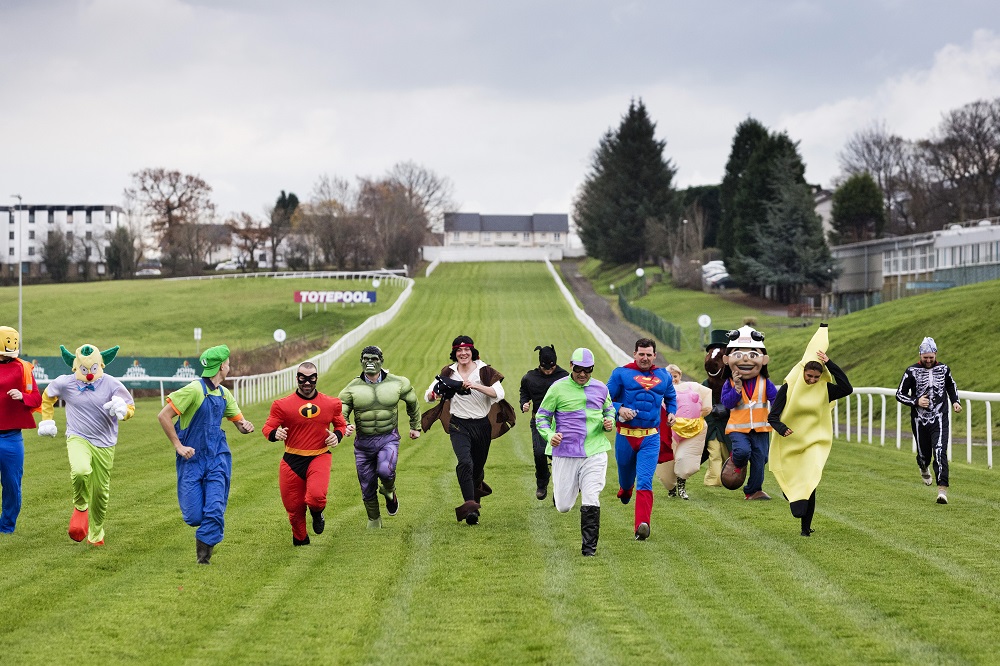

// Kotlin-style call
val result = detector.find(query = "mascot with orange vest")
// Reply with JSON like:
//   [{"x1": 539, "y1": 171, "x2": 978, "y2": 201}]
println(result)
[{"x1": 719, "y1": 325, "x2": 777, "y2": 500}]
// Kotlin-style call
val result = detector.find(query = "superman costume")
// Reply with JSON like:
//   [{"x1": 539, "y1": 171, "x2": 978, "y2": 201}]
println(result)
[{"x1": 607, "y1": 362, "x2": 676, "y2": 538}]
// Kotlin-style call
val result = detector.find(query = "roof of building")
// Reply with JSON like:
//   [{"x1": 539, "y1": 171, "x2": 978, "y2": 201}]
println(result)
[{"x1": 444, "y1": 212, "x2": 569, "y2": 233}]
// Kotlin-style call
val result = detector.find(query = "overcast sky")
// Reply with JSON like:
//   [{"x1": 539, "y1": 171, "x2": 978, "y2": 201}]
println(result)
[{"x1": 3, "y1": 0, "x2": 1000, "y2": 220}]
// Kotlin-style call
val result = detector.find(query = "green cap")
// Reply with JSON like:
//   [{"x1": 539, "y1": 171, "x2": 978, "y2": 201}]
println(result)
[{"x1": 200, "y1": 344, "x2": 231, "y2": 377}]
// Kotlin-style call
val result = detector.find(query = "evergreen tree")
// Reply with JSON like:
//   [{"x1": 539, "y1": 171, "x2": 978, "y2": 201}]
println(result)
[
  {"x1": 830, "y1": 172, "x2": 887, "y2": 244},
  {"x1": 105, "y1": 226, "x2": 139, "y2": 279},
  {"x1": 738, "y1": 154, "x2": 837, "y2": 304},
  {"x1": 719, "y1": 118, "x2": 769, "y2": 259},
  {"x1": 41, "y1": 229, "x2": 71, "y2": 283},
  {"x1": 574, "y1": 100, "x2": 679, "y2": 264}
]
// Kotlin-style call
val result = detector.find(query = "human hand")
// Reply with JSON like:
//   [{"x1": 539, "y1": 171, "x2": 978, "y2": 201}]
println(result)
[
  {"x1": 7, "y1": 388, "x2": 23, "y2": 401},
  {"x1": 344, "y1": 424, "x2": 355, "y2": 438},
  {"x1": 522, "y1": 401, "x2": 530, "y2": 413},
  {"x1": 619, "y1": 407, "x2": 636, "y2": 421},
  {"x1": 236, "y1": 419, "x2": 255, "y2": 434},
  {"x1": 782, "y1": 428, "x2": 793, "y2": 437},
  {"x1": 602, "y1": 417, "x2": 614, "y2": 431},
  {"x1": 324, "y1": 431, "x2": 340, "y2": 448},
  {"x1": 918, "y1": 395, "x2": 930, "y2": 408},
  {"x1": 275, "y1": 426, "x2": 288, "y2": 441},
  {"x1": 409, "y1": 429, "x2": 421, "y2": 440},
  {"x1": 550, "y1": 432, "x2": 563, "y2": 446},
  {"x1": 176, "y1": 445, "x2": 196, "y2": 460},
  {"x1": 816, "y1": 351, "x2": 829, "y2": 364},
  {"x1": 666, "y1": 413, "x2": 676, "y2": 427},
  {"x1": 953, "y1": 402, "x2": 963, "y2": 413}
]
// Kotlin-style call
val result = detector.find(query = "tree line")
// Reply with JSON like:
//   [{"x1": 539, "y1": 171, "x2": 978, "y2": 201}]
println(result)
[{"x1": 39, "y1": 162, "x2": 454, "y2": 281}]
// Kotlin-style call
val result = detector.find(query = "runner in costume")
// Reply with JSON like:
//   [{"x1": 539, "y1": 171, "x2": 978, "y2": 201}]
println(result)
[
  {"x1": 519, "y1": 344, "x2": 568, "y2": 500},
  {"x1": 657, "y1": 364, "x2": 711, "y2": 500},
  {"x1": 263, "y1": 362, "x2": 346, "y2": 545},
  {"x1": 768, "y1": 324, "x2": 853, "y2": 535},
  {"x1": 422, "y1": 335, "x2": 516, "y2": 525},
  {"x1": 37, "y1": 343, "x2": 134, "y2": 545},
  {"x1": 702, "y1": 329, "x2": 732, "y2": 487},
  {"x1": 0, "y1": 326, "x2": 41, "y2": 534},
  {"x1": 720, "y1": 325, "x2": 776, "y2": 500},
  {"x1": 607, "y1": 338, "x2": 676, "y2": 540},
  {"x1": 157, "y1": 345, "x2": 254, "y2": 564},
  {"x1": 895, "y1": 336, "x2": 961, "y2": 504},
  {"x1": 339, "y1": 346, "x2": 420, "y2": 529},
  {"x1": 535, "y1": 348, "x2": 615, "y2": 556}
]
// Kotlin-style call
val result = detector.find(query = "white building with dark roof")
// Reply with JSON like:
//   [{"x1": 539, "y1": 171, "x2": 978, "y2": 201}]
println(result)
[{"x1": 443, "y1": 212, "x2": 569, "y2": 249}]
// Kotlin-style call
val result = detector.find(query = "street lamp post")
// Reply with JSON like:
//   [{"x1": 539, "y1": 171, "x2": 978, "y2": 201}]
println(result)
[{"x1": 10, "y1": 194, "x2": 22, "y2": 346}]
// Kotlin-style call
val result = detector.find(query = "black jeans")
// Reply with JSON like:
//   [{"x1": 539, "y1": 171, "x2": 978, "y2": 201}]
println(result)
[
  {"x1": 449, "y1": 416, "x2": 492, "y2": 501},
  {"x1": 530, "y1": 426, "x2": 552, "y2": 489}
]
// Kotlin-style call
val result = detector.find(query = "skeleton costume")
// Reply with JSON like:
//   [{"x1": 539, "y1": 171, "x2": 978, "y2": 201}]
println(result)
[{"x1": 895, "y1": 337, "x2": 960, "y2": 492}]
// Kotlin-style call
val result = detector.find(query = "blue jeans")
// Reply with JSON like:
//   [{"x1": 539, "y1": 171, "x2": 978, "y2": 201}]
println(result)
[{"x1": 729, "y1": 430, "x2": 770, "y2": 495}]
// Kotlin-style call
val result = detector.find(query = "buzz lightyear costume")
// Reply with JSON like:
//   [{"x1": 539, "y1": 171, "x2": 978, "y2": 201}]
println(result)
[
  {"x1": 339, "y1": 346, "x2": 421, "y2": 528},
  {"x1": 38, "y1": 344, "x2": 135, "y2": 545}
]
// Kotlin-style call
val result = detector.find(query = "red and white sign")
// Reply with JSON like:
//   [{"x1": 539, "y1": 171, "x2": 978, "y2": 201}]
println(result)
[{"x1": 294, "y1": 290, "x2": 376, "y2": 304}]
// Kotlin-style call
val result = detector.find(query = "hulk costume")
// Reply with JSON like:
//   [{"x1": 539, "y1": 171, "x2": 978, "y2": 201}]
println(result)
[{"x1": 339, "y1": 346, "x2": 421, "y2": 528}]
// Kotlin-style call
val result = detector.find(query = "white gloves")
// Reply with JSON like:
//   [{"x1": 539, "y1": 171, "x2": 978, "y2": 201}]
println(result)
[
  {"x1": 103, "y1": 396, "x2": 129, "y2": 420},
  {"x1": 38, "y1": 420, "x2": 58, "y2": 437}
]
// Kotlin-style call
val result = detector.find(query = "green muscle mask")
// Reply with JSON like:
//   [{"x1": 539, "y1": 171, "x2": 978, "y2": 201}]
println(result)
[{"x1": 339, "y1": 371, "x2": 420, "y2": 436}]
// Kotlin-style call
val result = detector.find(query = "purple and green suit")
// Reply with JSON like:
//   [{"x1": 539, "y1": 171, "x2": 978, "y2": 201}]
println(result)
[{"x1": 535, "y1": 377, "x2": 614, "y2": 458}]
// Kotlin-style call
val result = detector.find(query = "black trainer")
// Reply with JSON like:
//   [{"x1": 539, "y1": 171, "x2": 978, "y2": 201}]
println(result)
[
  {"x1": 293, "y1": 535, "x2": 311, "y2": 546},
  {"x1": 385, "y1": 492, "x2": 399, "y2": 516},
  {"x1": 466, "y1": 511, "x2": 480, "y2": 525},
  {"x1": 311, "y1": 509, "x2": 325, "y2": 535}
]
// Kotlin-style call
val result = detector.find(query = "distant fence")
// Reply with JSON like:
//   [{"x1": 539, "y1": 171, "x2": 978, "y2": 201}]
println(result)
[
  {"x1": 615, "y1": 276, "x2": 683, "y2": 351},
  {"x1": 544, "y1": 259, "x2": 631, "y2": 366},
  {"x1": 422, "y1": 246, "x2": 565, "y2": 262},
  {"x1": 835, "y1": 387, "x2": 1000, "y2": 469},
  {"x1": 166, "y1": 270, "x2": 408, "y2": 285}
]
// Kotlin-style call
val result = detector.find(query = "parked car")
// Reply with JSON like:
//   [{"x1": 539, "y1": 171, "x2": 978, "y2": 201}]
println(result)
[
  {"x1": 136, "y1": 268, "x2": 162, "y2": 277},
  {"x1": 215, "y1": 261, "x2": 239, "y2": 271}
]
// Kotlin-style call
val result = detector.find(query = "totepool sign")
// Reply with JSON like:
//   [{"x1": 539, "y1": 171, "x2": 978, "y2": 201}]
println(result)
[{"x1": 294, "y1": 290, "x2": 376, "y2": 304}]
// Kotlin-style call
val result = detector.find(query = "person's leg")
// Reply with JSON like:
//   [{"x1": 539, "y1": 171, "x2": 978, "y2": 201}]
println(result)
[
  {"x1": 470, "y1": 421, "x2": 493, "y2": 498},
  {"x1": 913, "y1": 418, "x2": 933, "y2": 484},
  {"x1": 674, "y1": 431, "x2": 706, "y2": 500},
  {"x1": 65, "y1": 435, "x2": 92, "y2": 541},
  {"x1": 931, "y1": 417, "x2": 949, "y2": 487},
  {"x1": 176, "y1": 454, "x2": 206, "y2": 529},
  {"x1": 552, "y1": 456, "x2": 582, "y2": 513},
  {"x1": 703, "y1": 437, "x2": 722, "y2": 486},
  {"x1": 304, "y1": 453, "x2": 332, "y2": 534},
  {"x1": 634, "y1": 435, "x2": 659, "y2": 536},
  {"x1": 743, "y1": 432, "x2": 769, "y2": 497},
  {"x1": 279, "y1": 459, "x2": 309, "y2": 542},
  {"x1": 730, "y1": 432, "x2": 751, "y2": 470},
  {"x1": 375, "y1": 434, "x2": 400, "y2": 510},
  {"x1": 655, "y1": 460, "x2": 676, "y2": 492},
  {"x1": 579, "y1": 452, "x2": 608, "y2": 556},
  {"x1": 800, "y1": 490, "x2": 817, "y2": 535},
  {"x1": 197, "y1": 452, "x2": 232, "y2": 548},
  {"x1": 85, "y1": 443, "x2": 115, "y2": 544},
  {"x1": 450, "y1": 425, "x2": 476, "y2": 502},
  {"x1": 531, "y1": 427, "x2": 551, "y2": 498},
  {"x1": 0, "y1": 431, "x2": 25, "y2": 533},
  {"x1": 354, "y1": 437, "x2": 382, "y2": 524},
  {"x1": 614, "y1": 435, "x2": 638, "y2": 503}
]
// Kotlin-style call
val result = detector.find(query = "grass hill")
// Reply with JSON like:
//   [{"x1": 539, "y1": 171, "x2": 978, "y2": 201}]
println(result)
[
  {"x1": 0, "y1": 276, "x2": 403, "y2": 357},
  {"x1": 576, "y1": 259, "x2": 1000, "y2": 393}
]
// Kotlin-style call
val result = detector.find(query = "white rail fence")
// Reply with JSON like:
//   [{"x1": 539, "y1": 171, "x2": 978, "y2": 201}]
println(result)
[
  {"x1": 544, "y1": 259, "x2": 631, "y2": 367},
  {"x1": 165, "y1": 270, "x2": 408, "y2": 283},
  {"x1": 835, "y1": 387, "x2": 999, "y2": 468}
]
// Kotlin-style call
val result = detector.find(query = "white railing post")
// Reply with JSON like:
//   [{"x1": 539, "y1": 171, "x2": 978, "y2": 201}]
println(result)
[
  {"x1": 966, "y1": 398, "x2": 973, "y2": 464},
  {"x1": 845, "y1": 394, "x2": 851, "y2": 442},
  {"x1": 867, "y1": 394, "x2": 874, "y2": 444},
  {"x1": 880, "y1": 395, "x2": 886, "y2": 446}
]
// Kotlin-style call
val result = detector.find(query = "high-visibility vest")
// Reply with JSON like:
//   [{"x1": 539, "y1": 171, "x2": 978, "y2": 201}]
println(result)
[{"x1": 725, "y1": 378, "x2": 772, "y2": 434}]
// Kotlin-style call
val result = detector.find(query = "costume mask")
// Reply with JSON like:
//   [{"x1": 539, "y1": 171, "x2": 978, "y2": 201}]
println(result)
[
  {"x1": 704, "y1": 347, "x2": 726, "y2": 379},
  {"x1": 723, "y1": 325, "x2": 769, "y2": 380},
  {"x1": 61, "y1": 343, "x2": 119, "y2": 384},
  {"x1": 361, "y1": 353, "x2": 383, "y2": 376},
  {"x1": 0, "y1": 326, "x2": 19, "y2": 358}
]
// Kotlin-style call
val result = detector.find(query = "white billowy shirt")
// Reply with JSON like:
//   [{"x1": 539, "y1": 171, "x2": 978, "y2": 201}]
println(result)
[{"x1": 425, "y1": 360, "x2": 504, "y2": 420}]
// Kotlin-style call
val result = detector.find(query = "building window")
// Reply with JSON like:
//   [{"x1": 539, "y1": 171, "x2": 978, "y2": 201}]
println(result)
[
  {"x1": 554, "y1": 232, "x2": 561, "y2": 241},
  {"x1": 523, "y1": 232, "x2": 530, "y2": 242},
  {"x1": 7, "y1": 231, "x2": 12, "y2": 240},
  {"x1": 28, "y1": 230, "x2": 34, "y2": 240},
  {"x1": 85, "y1": 231, "x2": 92, "y2": 240},
  {"x1": 28, "y1": 247, "x2": 35, "y2": 256},
  {"x1": 28, "y1": 211, "x2": 35, "y2": 224},
  {"x1": 483, "y1": 233, "x2": 491, "y2": 242},
  {"x1": 86, "y1": 212, "x2": 92, "y2": 224},
  {"x1": 85, "y1": 247, "x2": 92, "y2": 257},
  {"x1": 67, "y1": 231, "x2": 73, "y2": 242},
  {"x1": 452, "y1": 231, "x2": 460, "y2": 241},
  {"x1": 7, "y1": 248, "x2": 12, "y2": 256}
]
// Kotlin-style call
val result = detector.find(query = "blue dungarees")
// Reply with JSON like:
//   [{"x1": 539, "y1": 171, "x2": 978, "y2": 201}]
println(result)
[{"x1": 175, "y1": 380, "x2": 231, "y2": 546}]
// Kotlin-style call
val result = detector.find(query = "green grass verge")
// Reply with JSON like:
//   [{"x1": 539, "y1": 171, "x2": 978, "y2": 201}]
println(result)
[
  {"x1": 1, "y1": 262, "x2": 998, "y2": 664},
  {"x1": 0, "y1": 276, "x2": 403, "y2": 356}
]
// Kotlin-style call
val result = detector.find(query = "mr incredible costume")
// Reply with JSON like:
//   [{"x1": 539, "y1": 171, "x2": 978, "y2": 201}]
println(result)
[{"x1": 607, "y1": 343, "x2": 676, "y2": 540}]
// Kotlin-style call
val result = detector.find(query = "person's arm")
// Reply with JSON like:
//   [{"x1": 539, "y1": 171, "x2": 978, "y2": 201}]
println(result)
[
  {"x1": 338, "y1": 385, "x2": 354, "y2": 424},
  {"x1": 262, "y1": 400, "x2": 285, "y2": 442},
  {"x1": 721, "y1": 380, "x2": 741, "y2": 409},
  {"x1": 401, "y1": 380, "x2": 421, "y2": 434},
  {"x1": 662, "y1": 381, "x2": 677, "y2": 426},
  {"x1": 534, "y1": 386, "x2": 558, "y2": 445},
  {"x1": 694, "y1": 383, "x2": 713, "y2": 418},
  {"x1": 519, "y1": 374, "x2": 531, "y2": 413},
  {"x1": 945, "y1": 367, "x2": 962, "y2": 412},
  {"x1": 158, "y1": 402, "x2": 195, "y2": 459},
  {"x1": 222, "y1": 388, "x2": 254, "y2": 434},
  {"x1": 326, "y1": 399, "x2": 347, "y2": 447},
  {"x1": 765, "y1": 379, "x2": 778, "y2": 402},
  {"x1": 895, "y1": 369, "x2": 917, "y2": 407},
  {"x1": 768, "y1": 383, "x2": 791, "y2": 436},
  {"x1": 825, "y1": 360, "x2": 853, "y2": 401}
]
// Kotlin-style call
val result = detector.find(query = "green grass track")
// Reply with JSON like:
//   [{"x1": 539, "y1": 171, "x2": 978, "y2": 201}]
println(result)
[{"x1": 1, "y1": 262, "x2": 998, "y2": 664}]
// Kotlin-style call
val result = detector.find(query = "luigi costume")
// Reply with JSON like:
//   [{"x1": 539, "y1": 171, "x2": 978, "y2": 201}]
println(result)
[{"x1": 160, "y1": 345, "x2": 254, "y2": 564}]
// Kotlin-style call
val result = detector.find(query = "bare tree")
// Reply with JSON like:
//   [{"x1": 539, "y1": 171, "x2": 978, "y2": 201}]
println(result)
[
  {"x1": 385, "y1": 161, "x2": 456, "y2": 235},
  {"x1": 357, "y1": 178, "x2": 426, "y2": 269},
  {"x1": 124, "y1": 168, "x2": 216, "y2": 241},
  {"x1": 226, "y1": 212, "x2": 268, "y2": 270},
  {"x1": 838, "y1": 120, "x2": 907, "y2": 232}
]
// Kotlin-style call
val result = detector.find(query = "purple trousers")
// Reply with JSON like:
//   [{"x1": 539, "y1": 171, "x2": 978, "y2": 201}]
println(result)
[{"x1": 354, "y1": 431, "x2": 400, "y2": 501}]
